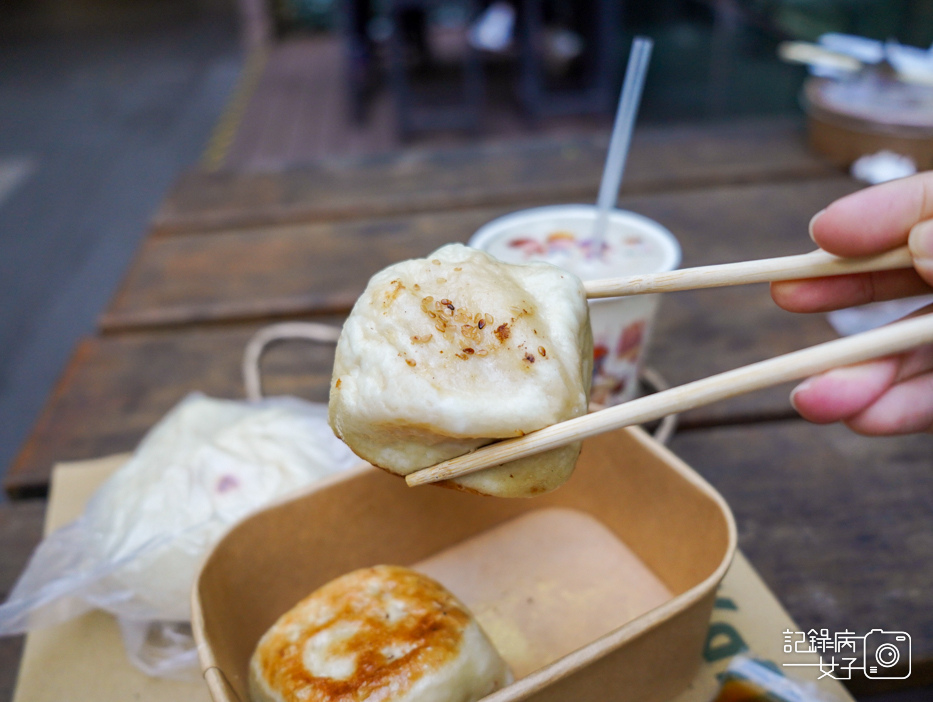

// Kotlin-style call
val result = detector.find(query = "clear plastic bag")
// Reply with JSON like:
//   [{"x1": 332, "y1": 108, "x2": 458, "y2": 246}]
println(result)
[{"x1": 0, "y1": 392, "x2": 359, "y2": 680}]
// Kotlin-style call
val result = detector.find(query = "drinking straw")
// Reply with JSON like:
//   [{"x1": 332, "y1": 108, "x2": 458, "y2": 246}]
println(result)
[{"x1": 591, "y1": 36, "x2": 654, "y2": 250}]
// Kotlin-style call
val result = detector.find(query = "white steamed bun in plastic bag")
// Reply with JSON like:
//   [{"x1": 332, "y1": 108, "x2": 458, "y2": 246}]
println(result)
[{"x1": 0, "y1": 393, "x2": 359, "y2": 678}]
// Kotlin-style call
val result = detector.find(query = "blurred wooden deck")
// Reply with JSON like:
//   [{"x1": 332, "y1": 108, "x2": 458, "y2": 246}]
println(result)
[{"x1": 207, "y1": 34, "x2": 618, "y2": 171}]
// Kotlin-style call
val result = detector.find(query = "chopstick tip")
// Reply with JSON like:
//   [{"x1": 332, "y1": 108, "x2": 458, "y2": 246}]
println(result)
[{"x1": 405, "y1": 470, "x2": 433, "y2": 487}]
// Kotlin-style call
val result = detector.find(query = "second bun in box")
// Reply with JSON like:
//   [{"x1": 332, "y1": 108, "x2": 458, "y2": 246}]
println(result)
[{"x1": 249, "y1": 565, "x2": 512, "y2": 702}]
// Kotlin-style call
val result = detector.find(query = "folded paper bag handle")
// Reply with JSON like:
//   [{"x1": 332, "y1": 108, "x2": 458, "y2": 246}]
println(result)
[{"x1": 242, "y1": 322, "x2": 342, "y2": 401}]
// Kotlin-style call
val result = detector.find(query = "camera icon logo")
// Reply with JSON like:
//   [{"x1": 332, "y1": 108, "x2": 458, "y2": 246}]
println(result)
[{"x1": 864, "y1": 629, "x2": 911, "y2": 679}]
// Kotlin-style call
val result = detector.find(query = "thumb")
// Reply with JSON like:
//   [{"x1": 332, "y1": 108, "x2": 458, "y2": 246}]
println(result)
[{"x1": 909, "y1": 219, "x2": 933, "y2": 287}]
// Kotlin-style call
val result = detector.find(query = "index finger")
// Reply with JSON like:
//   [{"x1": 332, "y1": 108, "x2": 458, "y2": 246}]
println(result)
[{"x1": 811, "y1": 171, "x2": 933, "y2": 257}]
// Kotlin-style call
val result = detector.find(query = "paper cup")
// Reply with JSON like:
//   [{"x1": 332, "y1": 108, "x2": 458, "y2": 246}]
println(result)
[{"x1": 470, "y1": 205, "x2": 681, "y2": 406}]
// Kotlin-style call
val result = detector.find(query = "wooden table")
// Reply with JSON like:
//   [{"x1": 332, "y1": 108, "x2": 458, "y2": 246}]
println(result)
[{"x1": 4, "y1": 117, "x2": 932, "y2": 698}]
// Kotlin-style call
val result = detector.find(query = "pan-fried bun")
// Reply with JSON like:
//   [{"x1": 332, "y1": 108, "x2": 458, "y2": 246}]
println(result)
[
  {"x1": 249, "y1": 565, "x2": 512, "y2": 702},
  {"x1": 329, "y1": 244, "x2": 592, "y2": 497}
]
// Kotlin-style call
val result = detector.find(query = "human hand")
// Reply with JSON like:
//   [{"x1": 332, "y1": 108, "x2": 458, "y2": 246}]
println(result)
[{"x1": 770, "y1": 172, "x2": 933, "y2": 434}]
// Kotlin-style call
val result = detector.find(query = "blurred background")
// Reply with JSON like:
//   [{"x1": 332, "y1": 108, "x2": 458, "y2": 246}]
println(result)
[{"x1": 1, "y1": 0, "x2": 933, "y2": 485}]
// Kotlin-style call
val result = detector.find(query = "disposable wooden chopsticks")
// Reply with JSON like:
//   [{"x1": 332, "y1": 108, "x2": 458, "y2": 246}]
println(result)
[
  {"x1": 406, "y1": 310, "x2": 933, "y2": 487},
  {"x1": 583, "y1": 246, "x2": 913, "y2": 298}
]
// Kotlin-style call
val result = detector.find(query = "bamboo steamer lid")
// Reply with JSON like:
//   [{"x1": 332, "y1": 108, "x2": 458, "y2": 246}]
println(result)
[{"x1": 803, "y1": 71, "x2": 933, "y2": 169}]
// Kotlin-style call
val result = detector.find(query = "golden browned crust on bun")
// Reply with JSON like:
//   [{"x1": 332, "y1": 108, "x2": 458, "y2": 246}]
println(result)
[
  {"x1": 249, "y1": 565, "x2": 512, "y2": 702},
  {"x1": 328, "y1": 244, "x2": 592, "y2": 497}
]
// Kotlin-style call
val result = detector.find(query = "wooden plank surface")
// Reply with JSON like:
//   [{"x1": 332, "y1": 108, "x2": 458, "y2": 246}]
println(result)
[
  {"x1": 17, "y1": 178, "x2": 870, "y2": 496},
  {"x1": 102, "y1": 206, "x2": 511, "y2": 331},
  {"x1": 102, "y1": 177, "x2": 862, "y2": 332},
  {"x1": 0, "y1": 500, "x2": 46, "y2": 702},
  {"x1": 153, "y1": 119, "x2": 840, "y2": 236},
  {"x1": 669, "y1": 420, "x2": 933, "y2": 682}
]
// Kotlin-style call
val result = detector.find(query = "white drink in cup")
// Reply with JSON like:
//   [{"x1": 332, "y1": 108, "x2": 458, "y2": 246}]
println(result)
[{"x1": 469, "y1": 205, "x2": 681, "y2": 407}]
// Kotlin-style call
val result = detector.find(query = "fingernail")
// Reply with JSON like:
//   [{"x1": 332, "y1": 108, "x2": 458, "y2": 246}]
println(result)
[
  {"x1": 909, "y1": 220, "x2": 933, "y2": 261},
  {"x1": 808, "y1": 209, "x2": 826, "y2": 242},
  {"x1": 789, "y1": 377, "x2": 814, "y2": 411}
]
